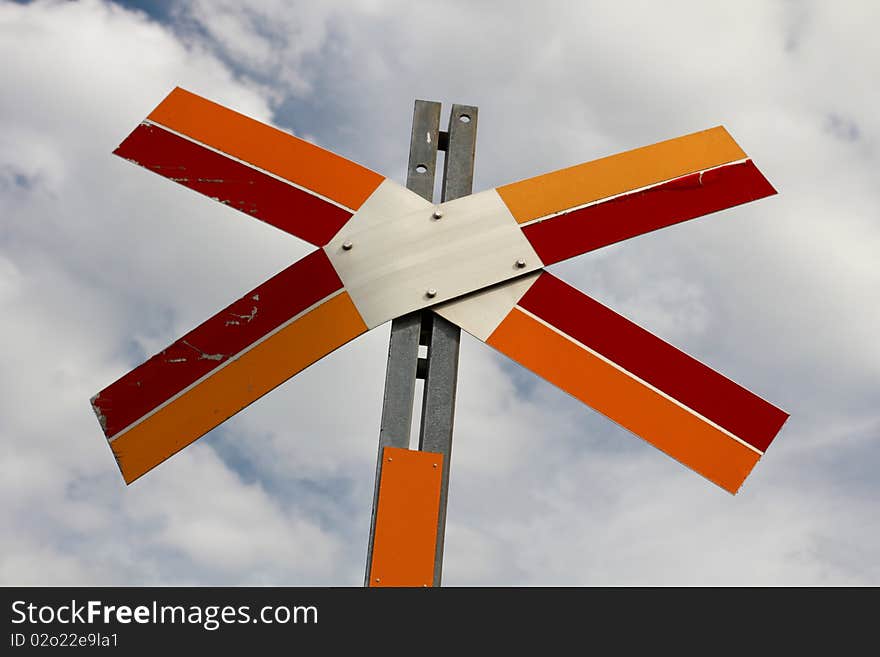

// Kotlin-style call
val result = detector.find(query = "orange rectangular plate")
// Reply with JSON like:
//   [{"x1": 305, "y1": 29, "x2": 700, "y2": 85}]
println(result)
[{"x1": 369, "y1": 447, "x2": 443, "y2": 587}]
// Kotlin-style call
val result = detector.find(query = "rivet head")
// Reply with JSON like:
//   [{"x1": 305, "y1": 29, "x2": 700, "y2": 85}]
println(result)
[
  {"x1": 426, "y1": 288, "x2": 437, "y2": 298},
  {"x1": 387, "y1": 457, "x2": 393, "y2": 462},
  {"x1": 432, "y1": 208, "x2": 443, "y2": 220},
  {"x1": 433, "y1": 463, "x2": 438, "y2": 468},
  {"x1": 515, "y1": 258, "x2": 527, "y2": 268},
  {"x1": 342, "y1": 240, "x2": 353, "y2": 251},
  {"x1": 375, "y1": 578, "x2": 380, "y2": 583}
]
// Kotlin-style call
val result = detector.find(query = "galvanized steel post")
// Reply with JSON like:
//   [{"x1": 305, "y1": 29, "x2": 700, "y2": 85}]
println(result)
[
  {"x1": 419, "y1": 104, "x2": 477, "y2": 586},
  {"x1": 365, "y1": 100, "x2": 477, "y2": 587}
]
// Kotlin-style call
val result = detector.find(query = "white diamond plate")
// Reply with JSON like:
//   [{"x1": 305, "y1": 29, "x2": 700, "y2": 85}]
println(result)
[{"x1": 325, "y1": 180, "x2": 543, "y2": 329}]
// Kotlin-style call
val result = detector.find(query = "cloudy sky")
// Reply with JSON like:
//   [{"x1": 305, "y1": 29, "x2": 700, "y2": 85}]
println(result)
[{"x1": 1, "y1": 0, "x2": 877, "y2": 586}]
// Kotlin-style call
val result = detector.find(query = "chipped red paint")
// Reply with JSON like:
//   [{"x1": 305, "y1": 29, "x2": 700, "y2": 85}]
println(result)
[
  {"x1": 114, "y1": 123, "x2": 353, "y2": 246},
  {"x1": 522, "y1": 160, "x2": 776, "y2": 265},
  {"x1": 92, "y1": 250, "x2": 343, "y2": 439},
  {"x1": 517, "y1": 272, "x2": 789, "y2": 452}
]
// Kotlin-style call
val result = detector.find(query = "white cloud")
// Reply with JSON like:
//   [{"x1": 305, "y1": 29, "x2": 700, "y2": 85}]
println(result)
[{"x1": 0, "y1": 0, "x2": 346, "y2": 585}]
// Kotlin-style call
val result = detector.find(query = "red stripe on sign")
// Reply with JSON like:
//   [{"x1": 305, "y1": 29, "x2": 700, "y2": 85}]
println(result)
[
  {"x1": 521, "y1": 160, "x2": 776, "y2": 265},
  {"x1": 92, "y1": 250, "x2": 343, "y2": 439},
  {"x1": 114, "y1": 123, "x2": 353, "y2": 246},
  {"x1": 518, "y1": 272, "x2": 788, "y2": 452}
]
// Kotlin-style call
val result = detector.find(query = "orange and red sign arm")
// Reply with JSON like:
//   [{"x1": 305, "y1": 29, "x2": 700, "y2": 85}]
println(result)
[
  {"x1": 496, "y1": 126, "x2": 776, "y2": 264},
  {"x1": 474, "y1": 272, "x2": 787, "y2": 493},
  {"x1": 517, "y1": 273, "x2": 788, "y2": 452},
  {"x1": 114, "y1": 124, "x2": 354, "y2": 245},
  {"x1": 114, "y1": 88, "x2": 385, "y2": 246},
  {"x1": 522, "y1": 160, "x2": 775, "y2": 264},
  {"x1": 92, "y1": 250, "x2": 368, "y2": 483},
  {"x1": 368, "y1": 447, "x2": 444, "y2": 587}
]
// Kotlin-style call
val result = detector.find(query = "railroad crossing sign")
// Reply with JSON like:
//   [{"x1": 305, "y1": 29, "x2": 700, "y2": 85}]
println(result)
[{"x1": 91, "y1": 88, "x2": 788, "y2": 584}]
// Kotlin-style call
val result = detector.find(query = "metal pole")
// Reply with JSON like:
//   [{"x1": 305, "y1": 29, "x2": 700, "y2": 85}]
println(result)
[
  {"x1": 419, "y1": 104, "x2": 477, "y2": 586},
  {"x1": 364, "y1": 100, "x2": 478, "y2": 587},
  {"x1": 364, "y1": 100, "x2": 441, "y2": 585}
]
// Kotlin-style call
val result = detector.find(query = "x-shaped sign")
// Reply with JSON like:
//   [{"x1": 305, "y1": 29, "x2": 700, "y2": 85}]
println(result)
[{"x1": 92, "y1": 88, "x2": 787, "y2": 494}]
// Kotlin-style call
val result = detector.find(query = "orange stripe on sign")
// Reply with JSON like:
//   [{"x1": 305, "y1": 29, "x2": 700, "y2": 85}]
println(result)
[
  {"x1": 496, "y1": 126, "x2": 747, "y2": 224},
  {"x1": 487, "y1": 309, "x2": 760, "y2": 494},
  {"x1": 369, "y1": 447, "x2": 443, "y2": 587},
  {"x1": 110, "y1": 292, "x2": 367, "y2": 484},
  {"x1": 147, "y1": 87, "x2": 384, "y2": 211}
]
